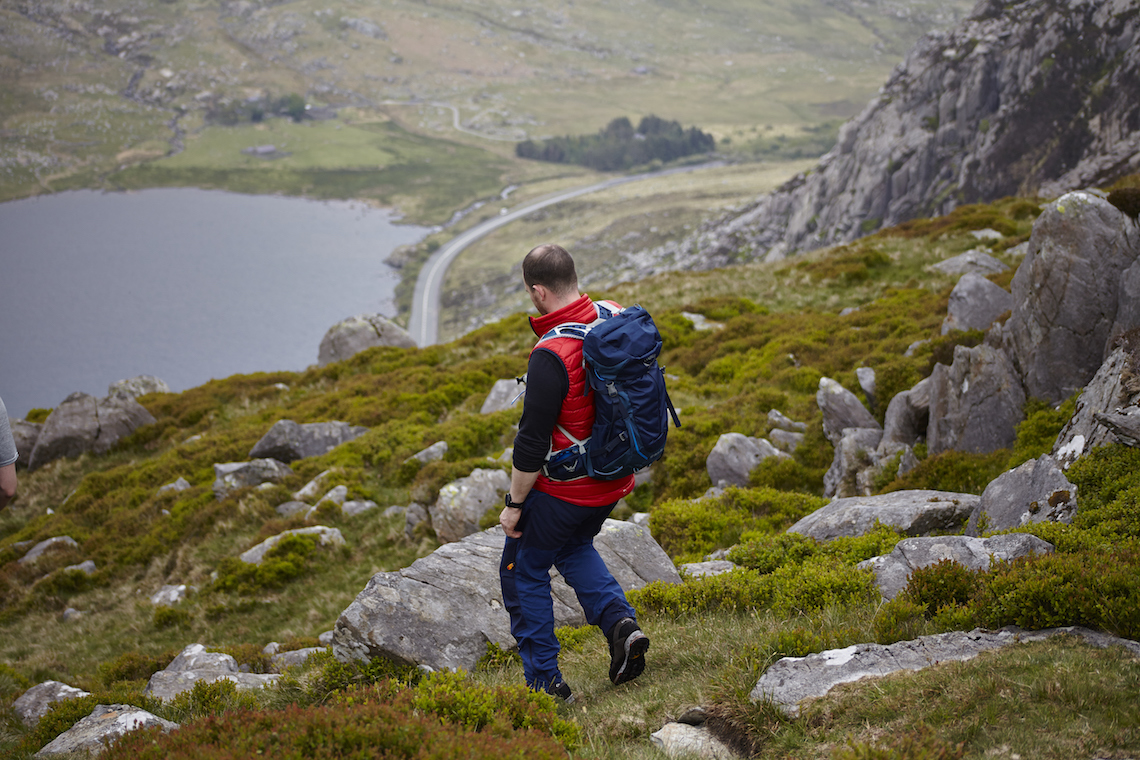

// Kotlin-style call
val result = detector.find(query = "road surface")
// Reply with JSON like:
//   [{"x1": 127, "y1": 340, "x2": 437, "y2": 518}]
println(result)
[{"x1": 409, "y1": 163, "x2": 719, "y2": 346}]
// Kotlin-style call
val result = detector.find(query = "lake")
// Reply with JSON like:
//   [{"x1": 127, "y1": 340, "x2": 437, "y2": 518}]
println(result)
[{"x1": 0, "y1": 188, "x2": 427, "y2": 419}]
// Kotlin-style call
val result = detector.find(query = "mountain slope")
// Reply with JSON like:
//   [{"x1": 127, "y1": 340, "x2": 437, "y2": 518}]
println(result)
[{"x1": 678, "y1": 0, "x2": 1140, "y2": 268}]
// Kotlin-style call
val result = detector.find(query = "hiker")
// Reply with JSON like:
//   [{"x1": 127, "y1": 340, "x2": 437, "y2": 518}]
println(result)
[
  {"x1": 498, "y1": 243, "x2": 649, "y2": 701},
  {"x1": 0, "y1": 396, "x2": 18, "y2": 509}
]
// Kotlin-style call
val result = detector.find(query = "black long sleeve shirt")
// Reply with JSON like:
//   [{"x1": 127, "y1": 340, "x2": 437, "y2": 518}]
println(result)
[{"x1": 513, "y1": 348, "x2": 570, "y2": 473}]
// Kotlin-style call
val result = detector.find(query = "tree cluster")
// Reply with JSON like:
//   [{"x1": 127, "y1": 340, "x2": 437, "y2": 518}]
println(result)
[{"x1": 516, "y1": 115, "x2": 715, "y2": 171}]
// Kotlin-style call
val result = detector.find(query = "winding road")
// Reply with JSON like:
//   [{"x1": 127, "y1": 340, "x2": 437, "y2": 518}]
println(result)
[{"x1": 408, "y1": 163, "x2": 720, "y2": 346}]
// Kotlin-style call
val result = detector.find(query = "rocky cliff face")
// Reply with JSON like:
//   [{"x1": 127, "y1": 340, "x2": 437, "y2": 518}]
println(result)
[{"x1": 667, "y1": 0, "x2": 1140, "y2": 269}]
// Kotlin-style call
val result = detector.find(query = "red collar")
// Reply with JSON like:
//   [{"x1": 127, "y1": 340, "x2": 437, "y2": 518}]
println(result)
[{"x1": 529, "y1": 293, "x2": 597, "y2": 337}]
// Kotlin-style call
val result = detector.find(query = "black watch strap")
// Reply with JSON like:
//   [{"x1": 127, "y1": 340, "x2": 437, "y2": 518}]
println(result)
[{"x1": 505, "y1": 493, "x2": 522, "y2": 509}]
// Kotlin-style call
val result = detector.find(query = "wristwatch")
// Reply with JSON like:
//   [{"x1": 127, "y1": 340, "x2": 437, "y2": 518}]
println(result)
[{"x1": 504, "y1": 493, "x2": 522, "y2": 509}]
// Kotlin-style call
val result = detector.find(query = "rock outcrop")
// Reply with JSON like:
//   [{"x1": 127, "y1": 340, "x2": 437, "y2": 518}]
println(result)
[
  {"x1": 333, "y1": 521, "x2": 680, "y2": 673},
  {"x1": 926, "y1": 339, "x2": 1025, "y2": 455},
  {"x1": 481, "y1": 378, "x2": 524, "y2": 414},
  {"x1": 659, "y1": 0, "x2": 1140, "y2": 269},
  {"x1": 34, "y1": 704, "x2": 177, "y2": 757},
  {"x1": 858, "y1": 533, "x2": 1054, "y2": 600},
  {"x1": 817, "y1": 378, "x2": 880, "y2": 446},
  {"x1": 787, "y1": 491, "x2": 977, "y2": 541},
  {"x1": 965, "y1": 455, "x2": 1077, "y2": 535},
  {"x1": 212, "y1": 458, "x2": 294, "y2": 499},
  {"x1": 317, "y1": 314, "x2": 416, "y2": 366},
  {"x1": 13, "y1": 681, "x2": 91, "y2": 727},
  {"x1": 429, "y1": 468, "x2": 511, "y2": 543},
  {"x1": 144, "y1": 643, "x2": 280, "y2": 702},
  {"x1": 238, "y1": 526, "x2": 345, "y2": 565},
  {"x1": 248, "y1": 419, "x2": 368, "y2": 463},
  {"x1": 706, "y1": 432, "x2": 789, "y2": 488},
  {"x1": 28, "y1": 392, "x2": 156, "y2": 471},
  {"x1": 941, "y1": 272, "x2": 1012, "y2": 335},
  {"x1": 751, "y1": 627, "x2": 1140, "y2": 718},
  {"x1": 1003, "y1": 192, "x2": 1140, "y2": 404}
]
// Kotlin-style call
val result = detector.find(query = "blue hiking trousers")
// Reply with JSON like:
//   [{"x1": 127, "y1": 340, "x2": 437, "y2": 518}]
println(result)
[{"x1": 499, "y1": 490, "x2": 636, "y2": 691}]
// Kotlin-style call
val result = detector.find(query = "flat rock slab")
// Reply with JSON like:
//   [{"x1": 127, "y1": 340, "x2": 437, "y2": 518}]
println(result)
[
  {"x1": 787, "y1": 490, "x2": 978, "y2": 541},
  {"x1": 751, "y1": 626, "x2": 1140, "y2": 717},
  {"x1": 858, "y1": 534, "x2": 1054, "y2": 600},
  {"x1": 34, "y1": 704, "x2": 177, "y2": 757},
  {"x1": 334, "y1": 520, "x2": 681, "y2": 673}
]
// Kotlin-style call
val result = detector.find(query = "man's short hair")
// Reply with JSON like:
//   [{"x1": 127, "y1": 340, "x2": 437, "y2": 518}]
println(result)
[{"x1": 523, "y1": 244, "x2": 578, "y2": 296}]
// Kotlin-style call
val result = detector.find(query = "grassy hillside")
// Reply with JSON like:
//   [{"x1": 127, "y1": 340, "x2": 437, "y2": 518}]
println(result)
[
  {"x1": 1, "y1": 0, "x2": 974, "y2": 213},
  {"x1": 3, "y1": 191, "x2": 1140, "y2": 758}
]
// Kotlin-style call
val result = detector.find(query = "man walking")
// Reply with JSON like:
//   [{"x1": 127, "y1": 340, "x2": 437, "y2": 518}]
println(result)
[{"x1": 499, "y1": 244, "x2": 649, "y2": 701}]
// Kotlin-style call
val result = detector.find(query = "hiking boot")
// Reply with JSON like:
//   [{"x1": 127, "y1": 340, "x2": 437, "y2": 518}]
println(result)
[
  {"x1": 548, "y1": 680, "x2": 575, "y2": 704},
  {"x1": 608, "y1": 617, "x2": 649, "y2": 685}
]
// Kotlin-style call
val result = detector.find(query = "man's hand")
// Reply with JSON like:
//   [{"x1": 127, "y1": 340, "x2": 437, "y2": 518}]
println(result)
[{"x1": 500, "y1": 506, "x2": 522, "y2": 538}]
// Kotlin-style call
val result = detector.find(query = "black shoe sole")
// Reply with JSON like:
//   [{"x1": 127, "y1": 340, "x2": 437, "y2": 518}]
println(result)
[{"x1": 611, "y1": 630, "x2": 649, "y2": 685}]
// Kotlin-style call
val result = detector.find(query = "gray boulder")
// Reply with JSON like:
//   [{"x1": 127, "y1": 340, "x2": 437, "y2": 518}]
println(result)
[
  {"x1": 212, "y1": 458, "x2": 294, "y2": 499},
  {"x1": 28, "y1": 391, "x2": 156, "y2": 471},
  {"x1": 271, "y1": 647, "x2": 325, "y2": 672},
  {"x1": 927, "y1": 340, "x2": 1025, "y2": 455},
  {"x1": 334, "y1": 520, "x2": 680, "y2": 673},
  {"x1": 404, "y1": 502, "x2": 429, "y2": 538},
  {"x1": 966, "y1": 455, "x2": 1077, "y2": 535},
  {"x1": 751, "y1": 627, "x2": 1140, "y2": 718},
  {"x1": 429, "y1": 468, "x2": 511, "y2": 543},
  {"x1": 941, "y1": 272, "x2": 1013, "y2": 335},
  {"x1": 858, "y1": 533, "x2": 1054, "y2": 600},
  {"x1": 1005, "y1": 191, "x2": 1140, "y2": 404},
  {"x1": 249, "y1": 419, "x2": 368, "y2": 463},
  {"x1": 1110, "y1": 258, "x2": 1140, "y2": 346},
  {"x1": 150, "y1": 584, "x2": 191, "y2": 606},
  {"x1": 877, "y1": 377, "x2": 931, "y2": 457},
  {"x1": 767, "y1": 409, "x2": 806, "y2": 432},
  {"x1": 928, "y1": 249, "x2": 1009, "y2": 277},
  {"x1": 65, "y1": 560, "x2": 96, "y2": 575},
  {"x1": 108, "y1": 375, "x2": 170, "y2": 398},
  {"x1": 817, "y1": 378, "x2": 879, "y2": 446},
  {"x1": 318, "y1": 314, "x2": 416, "y2": 366},
  {"x1": 409, "y1": 441, "x2": 448, "y2": 464},
  {"x1": 680, "y1": 560, "x2": 738, "y2": 579},
  {"x1": 650, "y1": 722, "x2": 737, "y2": 760},
  {"x1": 93, "y1": 393, "x2": 157, "y2": 455},
  {"x1": 275, "y1": 500, "x2": 308, "y2": 517},
  {"x1": 10, "y1": 419, "x2": 41, "y2": 469},
  {"x1": 13, "y1": 681, "x2": 91, "y2": 727},
  {"x1": 1053, "y1": 346, "x2": 1135, "y2": 467},
  {"x1": 316, "y1": 485, "x2": 348, "y2": 508},
  {"x1": 157, "y1": 477, "x2": 191, "y2": 494},
  {"x1": 238, "y1": 526, "x2": 345, "y2": 565},
  {"x1": 481, "y1": 378, "x2": 523, "y2": 414},
  {"x1": 787, "y1": 490, "x2": 978, "y2": 541},
  {"x1": 823, "y1": 427, "x2": 883, "y2": 499},
  {"x1": 768, "y1": 429, "x2": 804, "y2": 453},
  {"x1": 293, "y1": 468, "x2": 336, "y2": 500},
  {"x1": 342, "y1": 500, "x2": 378, "y2": 517},
  {"x1": 856, "y1": 367, "x2": 877, "y2": 413},
  {"x1": 144, "y1": 644, "x2": 281, "y2": 702},
  {"x1": 18, "y1": 536, "x2": 79, "y2": 565},
  {"x1": 1094, "y1": 406, "x2": 1140, "y2": 447},
  {"x1": 706, "y1": 433, "x2": 789, "y2": 488},
  {"x1": 34, "y1": 704, "x2": 177, "y2": 757}
]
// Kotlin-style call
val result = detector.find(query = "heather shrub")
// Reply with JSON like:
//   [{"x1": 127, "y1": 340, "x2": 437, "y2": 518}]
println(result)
[
  {"x1": 651, "y1": 487, "x2": 826, "y2": 561},
  {"x1": 104, "y1": 691, "x2": 572, "y2": 760},
  {"x1": 211, "y1": 533, "x2": 323, "y2": 595},
  {"x1": 767, "y1": 559, "x2": 877, "y2": 616},
  {"x1": 164, "y1": 677, "x2": 261, "y2": 723},
  {"x1": 1066, "y1": 443, "x2": 1140, "y2": 539},
  {"x1": 872, "y1": 595, "x2": 930, "y2": 645},
  {"x1": 152, "y1": 605, "x2": 192, "y2": 629},
  {"x1": 477, "y1": 642, "x2": 523, "y2": 671},
  {"x1": 411, "y1": 671, "x2": 581, "y2": 748},
  {"x1": 630, "y1": 568, "x2": 775, "y2": 617},
  {"x1": 972, "y1": 544, "x2": 1140, "y2": 638},
  {"x1": 98, "y1": 649, "x2": 176, "y2": 686},
  {"x1": 881, "y1": 449, "x2": 1010, "y2": 495},
  {"x1": 728, "y1": 532, "x2": 817, "y2": 574},
  {"x1": 904, "y1": 559, "x2": 981, "y2": 618}
]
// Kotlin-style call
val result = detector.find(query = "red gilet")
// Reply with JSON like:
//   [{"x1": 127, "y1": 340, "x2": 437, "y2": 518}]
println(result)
[{"x1": 528, "y1": 294, "x2": 636, "y2": 507}]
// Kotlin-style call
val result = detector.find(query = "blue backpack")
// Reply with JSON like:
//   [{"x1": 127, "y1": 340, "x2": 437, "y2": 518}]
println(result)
[{"x1": 539, "y1": 303, "x2": 681, "y2": 481}]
